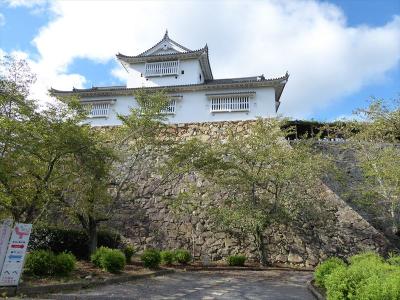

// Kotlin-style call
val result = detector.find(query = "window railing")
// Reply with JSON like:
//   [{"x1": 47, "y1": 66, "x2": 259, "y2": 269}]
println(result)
[
  {"x1": 210, "y1": 96, "x2": 250, "y2": 112},
  {"x1": 161, "y1": 99, "x2": 176, "y2": 114},
  {"x1": 145, "y1": 61, "x2": 179, "y2": 77},
  {"x1": 83, "y1": 103, "x2": 111, "y2": 118}
]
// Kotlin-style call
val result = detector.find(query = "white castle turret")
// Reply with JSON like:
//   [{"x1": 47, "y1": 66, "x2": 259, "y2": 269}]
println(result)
[{"x1": 51, "y1": 31, "x2": 288, "y2": 126}]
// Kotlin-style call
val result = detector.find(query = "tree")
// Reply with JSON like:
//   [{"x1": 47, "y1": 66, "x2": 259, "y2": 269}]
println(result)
[
  {"x1": 0, "y1": 56, "x2": 90, "y2": 223},
  {"x1": 54, "y1": 127, "x2": 115, "y2": 256},
  {"x1": 167, "y1": 119, "x2": 330, "y2": 265},
  {"x1": 345, "y1": 98, "x2": 400, "y2": 236},
  {"x1": 55, "y1": 89, "x2": 179, "y2": 255},
  {"x1": 110, "y1": 89, "x2": 180, "y2": 205}
]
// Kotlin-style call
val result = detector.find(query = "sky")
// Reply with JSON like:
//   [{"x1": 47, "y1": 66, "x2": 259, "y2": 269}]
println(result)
[{"x1": 0, "y1": 0, "x2": 399, "y2": 121}]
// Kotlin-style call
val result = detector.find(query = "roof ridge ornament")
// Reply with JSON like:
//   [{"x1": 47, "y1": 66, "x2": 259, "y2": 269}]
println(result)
[{"x1": 164, "y1": 29, "x2": 169, "y2": 39}]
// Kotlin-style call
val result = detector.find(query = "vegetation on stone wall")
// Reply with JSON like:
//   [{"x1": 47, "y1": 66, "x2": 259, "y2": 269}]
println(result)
[
  {"x1": 167, "y1": 118, "x2": 333, "y2": 265},
  {"x1": 1, "y1": 56, "x2": 397, "y2": 267},
  {"x1": 330, "y1": 98, "x2": 400, "y2": 238}
]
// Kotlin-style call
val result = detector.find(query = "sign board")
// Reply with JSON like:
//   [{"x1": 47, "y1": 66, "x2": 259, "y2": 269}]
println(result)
[
  {"x1": 0, "y1": 223, "x2": 32, "y2": 286},
  {"x1": 0, "y1": 219, "x2": 13, "y2": 272}
]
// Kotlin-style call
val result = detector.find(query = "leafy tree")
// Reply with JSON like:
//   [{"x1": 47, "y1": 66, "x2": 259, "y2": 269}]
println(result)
[
  {"x1": 110, "y1": 89, "x2": 179, "y2": 206},
  {"x1": 53, "y1": 126, "x2": 115, "y2": 256},
  {"x1": 0, "y1": 56, "x2": 89, "y2": 223},
  {"x1": 345, "y1": 98, "x2": 400, "y2": 236},
  {"x1": 54, "y1": 89, "x2": 179, "y2": 255},
  {"x1": 167, "y1": 119, "x2": 330, "y2": 265}
]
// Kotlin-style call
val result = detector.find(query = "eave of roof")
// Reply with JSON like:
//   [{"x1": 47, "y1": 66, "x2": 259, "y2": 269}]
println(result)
[
  {"x1": 116, "y1": 47, "x2": 207, "y2": 63},
  {"x1": 50, "y1": 73, "x2": 289, "y2": 100},
  {"x1": 116, "y1": 45, "x2": 213, "y2": 81}
]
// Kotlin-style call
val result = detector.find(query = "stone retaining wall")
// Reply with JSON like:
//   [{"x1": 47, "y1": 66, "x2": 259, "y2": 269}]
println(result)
[{"x1": 107, "y1": 120, "x2": 395, "y2": 267}]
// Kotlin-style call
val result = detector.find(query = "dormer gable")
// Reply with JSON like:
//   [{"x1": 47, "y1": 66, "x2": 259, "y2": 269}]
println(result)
[
  {"x1": 137, "y1": 30, "x2": 192, "y2": 56},
  {"x1": 116, "y1": 31, "x2": 213, "y2": 83}
]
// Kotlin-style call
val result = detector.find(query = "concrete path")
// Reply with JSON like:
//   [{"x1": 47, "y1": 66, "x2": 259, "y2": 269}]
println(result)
[{"x1": 49, "y1": 270, "x2": 314, "y2": 300}]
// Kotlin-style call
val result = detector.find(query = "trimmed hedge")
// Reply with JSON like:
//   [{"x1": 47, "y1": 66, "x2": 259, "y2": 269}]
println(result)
[
  {"x1": 53, "y1": 252, "x2": 77, "y2": 276},
  {"x1": 29, "y1": 226, "x2": 122, "y2": 259},
  {"x1": 25, "y1": 250, "x2": 76, "y2": 276},
  {"x1": 91, "y1": 247, "x2": 126, "y2": 273},
  {"x1": 227, "y1": 255, "x2": 246, "y2": 266},
  {"x1": 90, "y1": 246, "x2": 110, "y2": 268},
  {"x1": 174, "y1": 249, "x2": 191, "y2": 265},
  {"x1": 315, "y1": 252, "x2": 400, "y2": 300},
  {"x1": 160, "y1": 250, "x2": 175, "y2": 265},
  {"x1": 101, "y1": 249, "x2": 126, "y2": 273},
  {"x1": 141, "y1": 249, "x2": 161, "y2": 269},
  {"x1": 25, "y1": 250, "x2": 55, "y2": 276}
]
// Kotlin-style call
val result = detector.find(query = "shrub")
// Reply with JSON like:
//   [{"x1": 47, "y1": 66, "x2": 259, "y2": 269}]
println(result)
[
  {"x1": 356, "y1": 271, "x2": 400, "y2": 300},
  {"x1": 160, "y1": 250, "x2": 175, "y2": 265},
  {"x1": 348, "y1": 251, "x2": 383, "y2": 264},
  {"x1": 91, "y1": 246, "x2": 110, "y2": 268},
  {"x1": 174, "y1": 249, "x2": 191, "y2": 265},
  {"x1": 227, "y1": 255, "x2": 246, "y2": 266},
  {"x1": 91, "y1": 247, "x2": 126, "y2": 273},
  {"x1": 322, "y1": 252, "x2": 400, "y2": 300},
  {"x1": 123, "y1": 245, "x2": 136, "y2": 263},
  {"x1": 387, "y1": 253, "x2": 400, "y2": 266},
  {"x1": 141, "y1": 249, "x2": 161, "y2": 268},
  {"x1": 314, "y1": 257, "x2": 346, "y2": 288},
  {"x1": 25, "y1": 250, "x2": 56, "y2": 276},
  {"x1": 324, "y1": 265, "x2": 349, "y2": 300},
  {"x1": 25, "y1": 250, "x2": 76, "y2": 277},
  {"x1": 101, "y1": 249, "x2": 126, "y2": 273},
  {"x1": 53, "y1": 252, "x2": 76, "y2": 276},
  {"x1": 29, "y1": 226, "x2": 122, "y2": 259}
]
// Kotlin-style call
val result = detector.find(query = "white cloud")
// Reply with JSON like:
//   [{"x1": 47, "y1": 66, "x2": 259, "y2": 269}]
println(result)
[
  {"x1": 13, "y1": 0, "x2": 400, "y2": 117},
  {"x1": 0, "y1": 13, "x2": 5, "y2": 27},
  {"x1": 4, "y1": 0, "x2": 46, "y2": 7}
]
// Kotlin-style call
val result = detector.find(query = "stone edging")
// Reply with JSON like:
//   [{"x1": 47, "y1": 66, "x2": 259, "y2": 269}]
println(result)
[
  {"x1": 307, "y1": 280, "x2": 325, "y2": 300},
  {"x1": 0, "y1": 269, "x2": 174, "y2": 297}
]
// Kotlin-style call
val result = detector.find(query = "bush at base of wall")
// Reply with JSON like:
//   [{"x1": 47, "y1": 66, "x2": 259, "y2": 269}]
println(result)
[
  {"x1": 91, "y1": 247, "x2": 126, "y2": 273},
  {"x1": 141, "y1": 249, "x2": 161, "y2": 269},
  {"x1": 227, "y1": 255, "x2": 246, "y2": 266},
  {"x1": 25, "y1": 250, "x2": 76, "y2": 276},
  {"x1": 29, "y1": 226, "x2": 122, "y2": 259},
  {"x1": 315, "y1": 252, "x2": 400, "y2": 300},
  {"x1": 174, "y1": 249, "x2": 191, "y2": 265}
]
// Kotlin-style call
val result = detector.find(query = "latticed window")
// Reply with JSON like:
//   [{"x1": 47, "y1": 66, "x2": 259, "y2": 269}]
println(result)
[
  {"x1": 210, "y1": 95, "x2": 250, "y2": 112},
  {"x1": 83, "y1": 102, "x2": 111, "y2": 118},
  {"x1": 161, "y1": 99, "x2": 176, "y2": 114},
  {"x1": 145, "y1": 61, "x2": 179, "y2": 77}
]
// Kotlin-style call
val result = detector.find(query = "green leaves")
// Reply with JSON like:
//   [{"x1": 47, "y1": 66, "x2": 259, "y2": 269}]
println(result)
[
  {"x1": 345, "y1": 98, "x2": 400, "y2": 235},
  {"x1": 168, "y1": 118, "x2": 331, "y2": 263}
]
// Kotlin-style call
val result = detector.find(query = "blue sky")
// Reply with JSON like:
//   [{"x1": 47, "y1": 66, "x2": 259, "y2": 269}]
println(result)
[
  {"x1": 317, "y1": 0, "x2": 400, "y2": 120},
  {"x1": 0, "y1": 0, "x2": 399, "y2": 121}
]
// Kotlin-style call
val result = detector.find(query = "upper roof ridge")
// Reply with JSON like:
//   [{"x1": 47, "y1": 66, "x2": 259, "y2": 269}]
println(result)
[{"x1": 123, "y1": 31, "x2": 192, "y2": 58}]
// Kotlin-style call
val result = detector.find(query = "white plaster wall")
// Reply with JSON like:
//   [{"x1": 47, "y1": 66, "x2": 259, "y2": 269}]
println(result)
[
  {"x1": 81, "y1": 87, "x2": 276, "y2": 126},
  {"x1": 128, "y1": 59, "x2": 204, "y2": 88},
  {"x1": 82, "y1": 95, "x2": 134, "y2": 127}
]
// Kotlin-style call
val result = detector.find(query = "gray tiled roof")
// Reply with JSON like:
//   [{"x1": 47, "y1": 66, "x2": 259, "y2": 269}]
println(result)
[
  {"x1": 117, "y1": 30, "x2": 196, "y2": 59},
  {"x1": 51, "y1": 73, "x2": 288, "y2": 94},
  {"x1": 50, "y1": 73, "x2": 289, "y2": 113}
]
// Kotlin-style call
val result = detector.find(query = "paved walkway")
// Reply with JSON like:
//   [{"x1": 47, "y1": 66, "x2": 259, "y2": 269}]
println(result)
[{"x1": 49, "y1": 270, "x2": 314, "y2": 300}]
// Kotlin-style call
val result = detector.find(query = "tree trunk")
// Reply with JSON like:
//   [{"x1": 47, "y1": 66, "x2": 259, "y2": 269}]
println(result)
[
  {"x1": 88, "y1": 216, "x2": 98, "y2": 257},
  {"x1": 254, "y1": 226, "x2": 268, "y2": 266}
]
